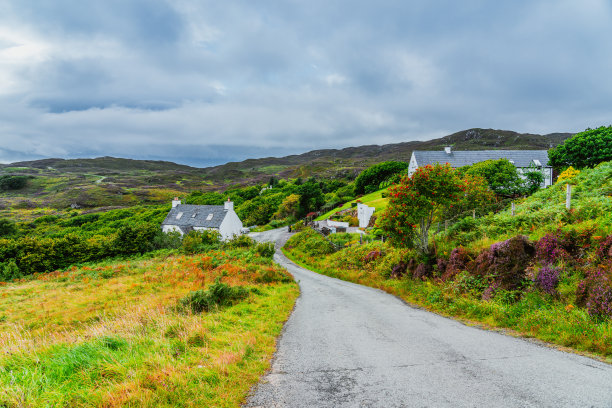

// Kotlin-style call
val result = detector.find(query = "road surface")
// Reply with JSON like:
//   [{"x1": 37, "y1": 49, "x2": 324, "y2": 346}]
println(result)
[{"x1": 246, "y1": 228, "x2": 612, "y2": 408}]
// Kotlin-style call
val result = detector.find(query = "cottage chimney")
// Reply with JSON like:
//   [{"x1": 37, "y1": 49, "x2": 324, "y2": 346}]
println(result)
[
  {"x1": 224, "y1": 199, "x2": 234, "y2": 211},
  {"x1": 444, "y1": 146, "x2": 452, "y2": 154},
  {"x1": 172, "y1": 197, "x2": 181, "y2": 208}
]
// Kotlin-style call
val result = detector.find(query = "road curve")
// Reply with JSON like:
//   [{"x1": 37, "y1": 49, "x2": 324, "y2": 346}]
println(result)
[{"x1": 245, "y1": 228, "x2": 612, "y2": 408}]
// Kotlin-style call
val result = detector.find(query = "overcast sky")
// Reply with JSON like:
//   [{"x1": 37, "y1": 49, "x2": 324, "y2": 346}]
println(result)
[{"x1": 0, "y1": 0, "x2": 610, "y2": 167}]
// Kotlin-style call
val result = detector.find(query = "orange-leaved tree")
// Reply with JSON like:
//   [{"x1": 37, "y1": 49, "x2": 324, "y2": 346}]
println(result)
[{"x1": 378, "y1": 163, "x2": 492, "y2": 254}]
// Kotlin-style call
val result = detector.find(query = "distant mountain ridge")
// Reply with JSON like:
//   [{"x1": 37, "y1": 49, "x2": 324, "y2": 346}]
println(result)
[{"x1": 2, "y1": 129, "x2": 572, "y2": 183}]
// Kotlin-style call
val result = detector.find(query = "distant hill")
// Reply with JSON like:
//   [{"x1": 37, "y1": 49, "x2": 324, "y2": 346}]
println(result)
[
  {"x1": 2, "y1": 129, "x2": 572, "y2": 184},
  {"x1": 199, "y1": 128, "x2": 572, "y2": 181}
]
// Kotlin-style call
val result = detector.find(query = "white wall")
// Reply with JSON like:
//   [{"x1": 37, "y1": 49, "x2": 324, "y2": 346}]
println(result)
[
  {"x1": 162, "y1": 224, "x2": 183, "y2": 234},
  {"x1": 357, "y1": 203, "x2": 375, "y2": 228},
  {"x1": 218, "y1": 209, "x2": 243, "y2": 241},
  {"x1": 517, "y1": 167, "x2": 553, "y2": 187},
  {"x1": 408, "y1": 153, "x2": 418, "y2": 176}
]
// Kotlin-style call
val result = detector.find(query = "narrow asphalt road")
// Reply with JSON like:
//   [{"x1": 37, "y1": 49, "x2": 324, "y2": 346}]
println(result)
[{"x1": 246, "y1": 228, "x2": 612, "y2": 408}]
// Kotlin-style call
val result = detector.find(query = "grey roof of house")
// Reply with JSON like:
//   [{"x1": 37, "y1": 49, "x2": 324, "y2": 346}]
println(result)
[
  {"x1": 413, "y1": 150, "x2": 551, "y2": 168},
  {"x1": 162, "y1": 204, "x2": 227, "y2": 229}
]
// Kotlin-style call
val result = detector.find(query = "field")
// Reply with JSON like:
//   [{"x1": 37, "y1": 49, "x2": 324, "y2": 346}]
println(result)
[{"x1": 0, "y1": 249, "x2": 298, "y2": 407}]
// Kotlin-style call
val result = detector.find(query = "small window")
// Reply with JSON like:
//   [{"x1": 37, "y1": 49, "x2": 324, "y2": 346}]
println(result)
[
  {"x1": 533, "y1": 159, "x2": 542, "y2": 166},
  {"x1": 176, "y1": 212, "x2": 183, "y2": 220},
  {"x1": 206, "y1": 214, "x2": 214, "y2": 221},
  {"x1": 191, "y1": 213, "x2": 197, "y2": 218}
]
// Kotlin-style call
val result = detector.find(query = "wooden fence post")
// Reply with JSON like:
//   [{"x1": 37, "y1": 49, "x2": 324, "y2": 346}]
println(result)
[
  {"x1": 566, "y1": 184, "x2": 572, "y2": 210},
  {"x1": 472, "y1": 209, "x2": 476, "y2": 219},
  {"x1": 511, "y1": 202, "x2": 515, "y2": 216}
]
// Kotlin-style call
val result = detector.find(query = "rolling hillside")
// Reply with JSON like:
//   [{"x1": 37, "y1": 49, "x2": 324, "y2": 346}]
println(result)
[{"x1": 0, "y1": 128, "x2": 571, "y2": 212}]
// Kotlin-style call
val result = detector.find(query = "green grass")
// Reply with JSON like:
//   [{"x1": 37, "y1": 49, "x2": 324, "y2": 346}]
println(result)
[
  {"x1": 0, "y1": 250, "x2": 298, "y2": 407},
  {"x1": 316, "y1": 187, "x2": 389, "y2": 220}
]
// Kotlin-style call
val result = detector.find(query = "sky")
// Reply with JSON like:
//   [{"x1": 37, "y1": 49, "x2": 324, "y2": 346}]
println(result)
[{"x1": 0, "y1": 0, "x2": 611, "y2": 167}]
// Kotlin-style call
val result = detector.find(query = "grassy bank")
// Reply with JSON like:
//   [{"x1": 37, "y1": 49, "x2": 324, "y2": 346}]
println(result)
[
  {"x1": 0, "y1": 250, "x2": 298, "y2": 407},
  {"x1": 283, "y1": 231, "x2": 612, "y2": 362},
  {"x1": 316, "y1": 188, "x2": 389, "y2": 220}
]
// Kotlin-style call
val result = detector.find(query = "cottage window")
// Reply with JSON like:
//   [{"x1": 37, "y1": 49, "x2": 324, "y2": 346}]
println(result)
[
  {"x1": 176, "y1": 212, "x2": 183, "y2": 220},
  {"x1": 206, "y1": 214, "x2": 214, "y2": 221}
]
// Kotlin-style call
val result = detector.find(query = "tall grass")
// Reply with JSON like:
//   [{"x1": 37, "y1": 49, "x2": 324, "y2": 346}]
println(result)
[{"x1": 0, "y1": 250, "x2": 298, "y2": 407}]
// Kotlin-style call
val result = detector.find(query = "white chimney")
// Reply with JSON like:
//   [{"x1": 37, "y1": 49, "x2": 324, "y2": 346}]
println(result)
[
  {"x1": 444, "y1": 146, "x2": 452, "y2": 154},
  {"x1": 172, "y1": 197, "x2": 181, "y2": 208},
  {"x1": 224, "y1": 199, "x2": 234, "y2": 211}
]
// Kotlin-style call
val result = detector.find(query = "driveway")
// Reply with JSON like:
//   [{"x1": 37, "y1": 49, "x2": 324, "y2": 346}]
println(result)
[{"x1": 246, "y1": 228, "x2": 612, "y2": 407}]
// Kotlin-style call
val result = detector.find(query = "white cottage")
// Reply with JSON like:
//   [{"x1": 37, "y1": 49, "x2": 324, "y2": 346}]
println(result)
[
  {"x1": 161, "y1": 198, "x2": 243, "y2": 241},
  {"x1": 408, "y1": 147, "x2": 553, "y2": 187}
]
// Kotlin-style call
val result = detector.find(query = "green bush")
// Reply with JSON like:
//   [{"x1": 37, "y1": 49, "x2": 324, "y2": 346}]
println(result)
[
  {"x1": 224, "y1": 234, "x2": 254, "y2": 249},
  {"x1": 179, "y1": 279, "x2": 249, "y2": 313},
  {"x1": 182, "y1": 230, "x2": 221, "y2": 254},
  {"x1": 354, "y1": 161, "x2": 408, "y2": 194},
  {"x1": 255, "y1": 242, "x2": 275, "y2": 258},
  {"x1": 0, "y1": 259, "x2": 21, "y2": 281},
  {"x1": 0, "y1": 175, "x2": 29, "y2": 191},
  {"x1": 549, "y1": 126, "x2": 612, "y2": 169}
]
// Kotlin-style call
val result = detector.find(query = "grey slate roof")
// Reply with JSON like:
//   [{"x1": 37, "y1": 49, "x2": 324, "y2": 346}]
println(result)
[
  {"x1": 162, "y1": 204, "x2": 227, "y2": 229},
  {"x1": 413, "y1": 150, "x2": 550, "y2": 168}
]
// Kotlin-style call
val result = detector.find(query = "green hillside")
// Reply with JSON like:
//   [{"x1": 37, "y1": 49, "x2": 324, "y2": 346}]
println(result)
[{"x1": 316, "y1": 188, "x2": 389, "y2": 220}]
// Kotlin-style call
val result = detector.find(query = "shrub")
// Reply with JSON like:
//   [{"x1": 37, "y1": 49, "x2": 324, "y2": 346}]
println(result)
[
  {"x1": 113, "y1": 222, "x2": 159, "y2": 254},
  {"x1": 254, "y1": 267, "x2": 292, "y2": 284},
  {"x1": 535, "y1": 233, "x2": 569, "y2": 264},
  {"x1": 354, "y1": 161, "x2": 408, "y2": 194},
  {"x1": 472, "y1": 235, "x2": 535, "y2": 291},
  {"x1": 255, "y1": 242, "x2": 275, "y2": 258},
  {"x1": 442, "y1": 247, "x2": 474, "y2": 281},
  {"x1": 0, "y1": 219, "x2": 17, "y2": 237},
  {"x1": 576, "y1": 261, "x2": 612, "y2": 319},
  {"x1": 549, "y1": 126, "x2": 612, "y2": 169},
  {"x1": 182, "y1": 230, "x2": 221, "y2": 254},
  {"x1": 224, "y1": 234, "x2": 254, "y2": 249},
  {"x1": 390, "y1": 262, "x2": 407, "y2": 279},
  {"x1": 596, "y1": 235, "x2": 612, "y2": 259},
  {"x1": 179, "y1": 279, "x2": 249, "y2": 313},
  {"x1": 363, "y1": 250, "x2": 381, "y2": 263},
  {"x1": 534, "y1": 265, "x2": 561, "y2": 296},
  {"x1": 413, "y1": 263, "x2": 432, "y2": 280},
  {"x1": 0, "y1": 175, "x2": 29, "y2": 191},
  {"x1": 0, "y1": 259, "x2": 21, "y2": 281}
]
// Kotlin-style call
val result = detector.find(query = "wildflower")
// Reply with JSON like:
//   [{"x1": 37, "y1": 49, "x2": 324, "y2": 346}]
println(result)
[{"x1": 565, "y1": 304, "x2": 574, "y2": 312}]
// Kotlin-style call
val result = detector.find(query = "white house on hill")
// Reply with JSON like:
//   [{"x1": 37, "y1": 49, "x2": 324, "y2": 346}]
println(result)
[
  {"x1": 162, "y1": 198, "x2": 243, "y2": 241},
  {"x1": 408, "y1": 147, "x2": 553, "y2": 187}
]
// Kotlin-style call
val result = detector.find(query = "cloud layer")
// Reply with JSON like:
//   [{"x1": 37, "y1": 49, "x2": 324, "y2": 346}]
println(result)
[{"x1": 1, "y1": 0, "x2": 611, "y2": 166}]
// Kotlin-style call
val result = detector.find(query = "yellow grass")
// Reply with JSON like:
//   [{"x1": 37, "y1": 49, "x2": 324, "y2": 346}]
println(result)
[{"x1": 0, "y1": 251, "x2": 298, "y2": 407}]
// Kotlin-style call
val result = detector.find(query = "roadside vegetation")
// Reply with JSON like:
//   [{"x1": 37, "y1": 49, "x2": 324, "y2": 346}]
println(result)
[
  {"x1": 284, "y1": 128, "x2": 612, "y2": 359},
  {"x1": 0, "y1": 236, "x2": 297, "y2": 407}
]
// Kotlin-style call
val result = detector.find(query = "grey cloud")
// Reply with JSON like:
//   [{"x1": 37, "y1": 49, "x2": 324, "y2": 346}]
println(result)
[{"x1": 0, "y1": 0, "x2": 611, "y2": 165}]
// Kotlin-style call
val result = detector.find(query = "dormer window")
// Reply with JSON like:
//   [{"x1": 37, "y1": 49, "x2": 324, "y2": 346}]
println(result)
[
  {"x1": 206, "y1": 214, "x2": 214, "y2": 221},
  {"x1": 176, "y1": 212, "x2": 183, "y2": 220},
  {"x1": 192, "y1": 213, "x2": 197, "y2": 218},
  {"x1": 533, "y1": 159, "x2": 542, "y2": 167}
]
